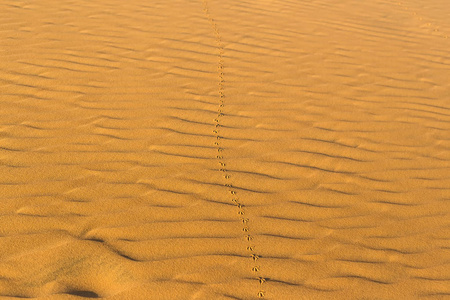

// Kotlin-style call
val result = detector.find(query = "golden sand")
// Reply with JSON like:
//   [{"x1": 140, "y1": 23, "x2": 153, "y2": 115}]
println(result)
[{"x1": 0, "y1": 0, "x2": 449, "y2": 299}]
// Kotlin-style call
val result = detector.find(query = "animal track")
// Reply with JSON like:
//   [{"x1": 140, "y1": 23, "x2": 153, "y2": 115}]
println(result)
[
  {"x1": 202, "y1": 0, "x2": 266, "y2": 298},
  {"x1": 393, "y1": 1, "x2": 448, "y2": 39}
]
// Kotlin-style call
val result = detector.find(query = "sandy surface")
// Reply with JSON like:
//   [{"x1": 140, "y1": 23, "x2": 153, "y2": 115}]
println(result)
[{"x1": 1, "y1": 0, "x2": 449, "y2": 299}]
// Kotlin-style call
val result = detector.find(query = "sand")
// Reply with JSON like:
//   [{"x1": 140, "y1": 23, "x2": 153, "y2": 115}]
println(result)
[{"x1": 0, "y1": 0, "x2": 449, "y2": 299}]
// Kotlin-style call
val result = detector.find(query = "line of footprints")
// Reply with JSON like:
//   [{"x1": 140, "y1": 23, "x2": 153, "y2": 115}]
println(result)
[
  {"x1": 202, "y1": 1, "x2": 265, "y2": 298},
  {"x1": 395, "y1": 1, "x2": 448, "y2": 39}
]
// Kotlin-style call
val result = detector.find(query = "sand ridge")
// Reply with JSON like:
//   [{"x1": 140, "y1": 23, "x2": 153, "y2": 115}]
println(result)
[{"x1": 0, "y1": 0, "x2": 449, "y2": 299}]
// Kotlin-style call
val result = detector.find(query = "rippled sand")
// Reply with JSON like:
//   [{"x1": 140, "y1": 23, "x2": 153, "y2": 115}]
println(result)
[{"x1": 0, "y1": 0, "x2": 449, "y2": 299}]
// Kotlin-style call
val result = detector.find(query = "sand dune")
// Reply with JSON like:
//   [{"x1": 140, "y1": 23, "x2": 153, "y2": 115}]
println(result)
[{"x1": 0, "y1": 0, "x2": 449, "y2": 299}]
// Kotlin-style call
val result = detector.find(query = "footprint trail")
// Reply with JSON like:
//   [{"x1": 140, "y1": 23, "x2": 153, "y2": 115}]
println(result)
[{"x1": 201, "y1": 1, "x2": 266, "y2": 298}]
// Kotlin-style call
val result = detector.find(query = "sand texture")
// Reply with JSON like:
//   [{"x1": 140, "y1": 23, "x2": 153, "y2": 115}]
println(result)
[{"x1": 1, "y1": 0, "x2": 450, "y2": 299}]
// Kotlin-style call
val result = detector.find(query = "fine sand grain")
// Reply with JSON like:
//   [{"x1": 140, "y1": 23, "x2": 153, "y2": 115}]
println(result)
[{"x1": 1, "y1": 0, "x2": 449, "y2": 299}]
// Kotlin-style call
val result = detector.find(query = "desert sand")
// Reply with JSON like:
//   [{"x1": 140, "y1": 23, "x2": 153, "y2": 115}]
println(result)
[{"x1": 0, "y1": 0, "x2": 449, "y2": 299}]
